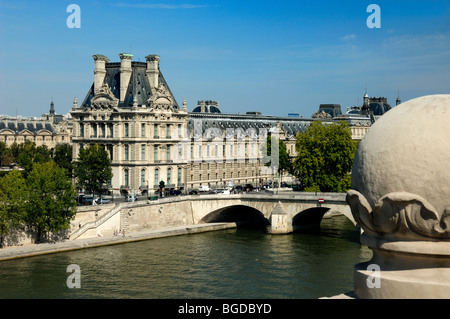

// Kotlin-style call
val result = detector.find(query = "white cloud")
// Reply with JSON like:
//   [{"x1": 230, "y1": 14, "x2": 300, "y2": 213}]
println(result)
[{"x1": 342, "y1": 34, "x2": 356, "y2": 41}]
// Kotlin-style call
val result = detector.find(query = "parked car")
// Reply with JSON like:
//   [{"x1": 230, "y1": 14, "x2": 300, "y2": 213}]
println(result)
[
  {"x1": 169, "y1": 189, "x2": 182, "y2": 196},
  {"x1": 125, "y1": 195, "x2": 136, "y2": 202},
  {"x1": 95, "y1": 198, "x2": 110, "y2": 205},
  {"x1": 82, "y1": 195, "x2": 94, "y2": 205},
  {"x1": 189, "y1": 190, "x2": 199, "y2": 195}
]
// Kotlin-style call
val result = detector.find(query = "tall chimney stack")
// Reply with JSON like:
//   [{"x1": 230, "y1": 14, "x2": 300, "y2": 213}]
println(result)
[
  {"x1": 93, "y1": 54, "x2": 109, "y2": 91},
  {"x1": 119, "y1": 53, "x2": 133, "y2": 102},
  {"x1": 145, "y1": 54, "x2": 160, "y2": 89}
]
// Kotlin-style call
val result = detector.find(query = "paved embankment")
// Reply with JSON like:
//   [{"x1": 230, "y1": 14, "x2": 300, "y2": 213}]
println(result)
[{"x1": 0, "y1": 222, "x2": 237, "y2": 262}]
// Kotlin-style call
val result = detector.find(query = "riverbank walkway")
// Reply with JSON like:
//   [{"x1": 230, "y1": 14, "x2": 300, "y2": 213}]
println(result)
[{"x1": 0, "y1": 222, "x2": 237, "y2": 262}]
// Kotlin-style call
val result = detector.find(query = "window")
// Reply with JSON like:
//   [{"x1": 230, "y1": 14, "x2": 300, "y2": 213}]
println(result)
[
  {"x1": 93, "y1": 124, "x2": 97, "y2": 137},
  {"x1": 178, "y1": 124, "x2": 182, "y2": 138},
  {"x1": 141, "y1": 123, "x2": 145, "y2": 137},
  {"x1": 141, "y1": 144, "x2": 146, "y2": 160},
  {"x1": 141, "y1": 169, "x2": 146, "y2": 187},
  {"x1": 167, "y1": 168, "x2": 172, "y2": 184},
  {"x1": 109, "y1": 124, "x2": 114, "y2": 138},
  {"x1": 124, "y1": 169, "x2": 129, "y2": 187},
  {"x1": 80, "y1": 124, "x2": 84, "y2": 137},
  {"x1": 154, "y1": 168, "x2": 159, "y2": 186},
  {"x1": 154, "y1": 145, "x2": 158, "y2": 162},
  {"x1": 124, "y1": 123, "x2": 129, "y2": 137},
  {"x1": 178, "y1": 168, "x2": 182, "y2": 185},
  {"x1": 178, "y1": 144, "x2": 182, "y2": 158},
  {"x1": 154, "y1": 124, "x2": 158, "y2": 138},
  {"x1": 100, "y1": 124, "x2": 105, "y2": 138},
  {"x1": 166, "y1": 125, "x2": 171, "y2": 138},
  {"x1": 124, "y1": 144, "x2": 129, "y2": 160},
  {"x1": 166, "y1": 145, "x2": 171, "y2": 161}
]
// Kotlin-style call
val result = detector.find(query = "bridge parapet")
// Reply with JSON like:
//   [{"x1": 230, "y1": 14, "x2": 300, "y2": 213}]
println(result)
[{"x1": 70, "y1": 192, "x2": 351, "y2": 239}]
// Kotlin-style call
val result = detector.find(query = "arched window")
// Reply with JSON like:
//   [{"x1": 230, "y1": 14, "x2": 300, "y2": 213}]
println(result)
[
  {"x1": 154, "y1": 168, "x2": 159, "y2": 187},
  {"x1": 124, "y1": 169, "x2": 129, "y2": 187},
  {"x1": 167, "y1": 168, "x2": 172, "y2": 185},
  {"x1": 141, "y1": 169, "x2": 146, "y2": 187}
]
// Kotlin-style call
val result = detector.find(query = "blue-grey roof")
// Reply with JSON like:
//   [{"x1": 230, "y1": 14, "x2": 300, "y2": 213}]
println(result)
[{"x1": 0, "y1": 119, "x2": 56, "y2": 134}]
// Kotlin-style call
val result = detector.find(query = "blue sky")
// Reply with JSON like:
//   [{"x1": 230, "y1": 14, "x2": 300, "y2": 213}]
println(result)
[{"x1": 1, "y1": 0, "x2": 450, "y2": 117}]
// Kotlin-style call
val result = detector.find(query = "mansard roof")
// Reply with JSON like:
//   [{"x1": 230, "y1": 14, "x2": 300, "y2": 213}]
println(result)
[
  {"x1": 81, "y1": 61, "x2": 179, "y2": 110},
  {"x1": 187, "y1": 112, "x2": 309, "y2": 138},
  {"x1": 0, "y1": 118, "x2": 56, "y2": 135}
]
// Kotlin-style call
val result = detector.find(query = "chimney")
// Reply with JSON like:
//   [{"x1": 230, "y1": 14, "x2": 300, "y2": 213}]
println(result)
[
  {"x1": 145, "y1": 54, "x2": 160, "y2": 89},
  {"x1": 93, "y1": 54, "x2": 109, "y2": 91},
  {"x1": 119, "y1": 53, "x2": 133, "y2": 102}
]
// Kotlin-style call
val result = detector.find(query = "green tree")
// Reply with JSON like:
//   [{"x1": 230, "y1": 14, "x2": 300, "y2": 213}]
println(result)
[
  {"x1": 0, "y1": 170, "x2": 29, "y2": 247},
  {"x1": 293, "y1": 121, "x2": 357, "y2": 193},
  {"x1": 17, "y1": 140, "x2": 52, "y2": 173},
  {"x1": 73, "y1": 144, "x2": 113, "y2": 199},
  {"x1": 159, "y1": 180, "x2": 165, "y2": 197},
  {"x1": 0, "y1": 141, "x2": 12, "y2": 167},
  {"x1": 25, "y1": 161, "x2": 77, "y2": 243},
  {"x1": 261, "y1": 135, "x2": 293, "y2": 182},
  {"x1": 53, "y1": 143, "x2": 73, "y2": 177}
]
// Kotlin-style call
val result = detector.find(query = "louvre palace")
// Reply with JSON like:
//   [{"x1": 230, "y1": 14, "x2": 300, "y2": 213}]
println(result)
[{"x1": 2, "y1": 52, "x2": 395, "y2": 195}]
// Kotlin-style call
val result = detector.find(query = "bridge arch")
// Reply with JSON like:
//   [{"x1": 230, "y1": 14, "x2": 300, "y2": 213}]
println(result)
[
  {"x1": 292, "y1": 207, "x2": 331, "y2": 233},
  {"x1": 200, "y1": 205, "x2": 270, "y2": 229}
]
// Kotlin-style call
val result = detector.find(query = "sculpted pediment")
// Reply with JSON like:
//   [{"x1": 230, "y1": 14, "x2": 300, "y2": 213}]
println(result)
[
  {"x1": 91, "y1": 83, "x2": 119, "y2": 109},
  {"x1": 147, "y1": 83, "x2": 175, "y2": 110}
]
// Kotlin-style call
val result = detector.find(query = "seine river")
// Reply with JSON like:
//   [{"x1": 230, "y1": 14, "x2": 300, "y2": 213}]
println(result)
[{"x1": 0, "y1": 215, "x2": 371, "y2": 299}]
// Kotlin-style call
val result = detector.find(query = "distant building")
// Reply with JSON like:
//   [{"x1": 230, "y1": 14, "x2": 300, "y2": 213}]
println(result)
[
  {"x1": 0, "y1": 101, "x2": 73, "y2": 149},
  {"x1": 312, "y1": 104, "x2": 343, "y2": 118}
]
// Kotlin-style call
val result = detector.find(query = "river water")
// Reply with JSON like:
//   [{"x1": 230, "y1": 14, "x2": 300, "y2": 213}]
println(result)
[{"x1": 0, "y1": 215, "x2": 371, "y2": 299}]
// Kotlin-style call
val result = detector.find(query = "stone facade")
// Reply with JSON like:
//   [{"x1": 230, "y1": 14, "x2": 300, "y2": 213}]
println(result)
[{"x1": 69, "y1": 52, "x2": 381, "y2": 196}]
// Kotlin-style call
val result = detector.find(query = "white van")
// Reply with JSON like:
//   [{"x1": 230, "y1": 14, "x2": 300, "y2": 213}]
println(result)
[{"x1": 199, "y1": 185, "x2": 211, "y2": 192}]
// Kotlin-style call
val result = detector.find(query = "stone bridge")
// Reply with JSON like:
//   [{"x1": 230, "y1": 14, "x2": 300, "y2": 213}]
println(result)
[{"x1": 70, "y1": 192, "x2": 354, "y2": 239}]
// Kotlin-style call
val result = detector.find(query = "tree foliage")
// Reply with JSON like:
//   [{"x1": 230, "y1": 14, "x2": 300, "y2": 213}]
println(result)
[
  {"x1": 73, "y1": 144, "x2": 113, "y2": 195},
  {"x1": 14, "y1": 140, "x2": 52, "y2": 174},
  {"x1": 26, "y1": 161, "x2": 77, "y2": 242},
  {"x1": 53, "y1": 143, "x2": 73, "y2": 177},
  {"x1": 261, "y1": 134, "x2": 293, "y2": 176},
  {"x1": 293, "y1": 121, "x2": 357, "y2": 192},
  {"x1": 0, "y1": 141, "x2": 12, "y2": 167},
  {"x1": 0, "y1": 170, "x2": 29, "y2": 246}
]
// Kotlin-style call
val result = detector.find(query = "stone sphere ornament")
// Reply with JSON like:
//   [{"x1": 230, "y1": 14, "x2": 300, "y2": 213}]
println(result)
[{"x1": 347, "y1": 94, "x2": 450, "y2": 298}]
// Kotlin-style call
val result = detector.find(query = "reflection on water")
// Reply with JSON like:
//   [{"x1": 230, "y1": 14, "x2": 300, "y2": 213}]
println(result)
[{"x1": 0, "y1": 215, "x2": 371, "y2": 299}]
